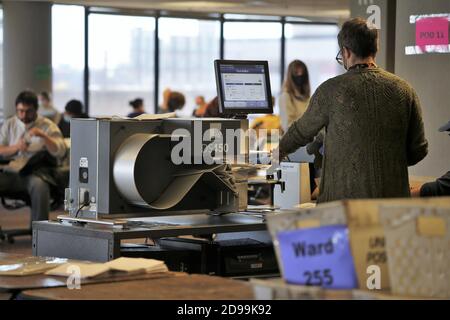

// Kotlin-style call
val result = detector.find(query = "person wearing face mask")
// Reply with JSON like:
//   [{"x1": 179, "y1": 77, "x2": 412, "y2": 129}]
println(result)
[
  {"x1": 38, "y1": 91, "x2": 61, "y2": 124},
  {"x1": 275, "y1": 18, "x2": 428, "y2": 203},
  {"x1": 279, "y1": 60, "x2": 311, "y2": 133},
  {"x1": 0, "y1": 90, "x2": 66, "y2": 222},
  {"x1": 58, "y1": 99, "x2": 89, "y2": 138}
]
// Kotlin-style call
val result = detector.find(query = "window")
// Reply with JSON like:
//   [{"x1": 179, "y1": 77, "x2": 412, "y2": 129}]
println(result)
[
  {"x1": 52, "y1": 5, "x2": 85, "y2": 112},
  {"x1": 158, "y1": 18, "x2": 220, "y2": 116},
  {"x1": 89, "y1": 14, "x2": 155, "y2": 117},
  {"x1": 224, "y1": 21, "x2": 282, "y2": 99},
  {"x1": 285, "y1": 24, "x2": 342, "y2": 93}
]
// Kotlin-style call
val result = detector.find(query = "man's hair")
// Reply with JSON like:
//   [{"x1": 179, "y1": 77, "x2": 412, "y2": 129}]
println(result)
[
  {"x1": 338, "y1": 18, "x2": 378, "y2": 58},
  {"x1": 40, "y1": 91, "x2": 51, "y2": 101},
  {"x1": 16, "y1": 90, "x2": 39, "y2": 110}
]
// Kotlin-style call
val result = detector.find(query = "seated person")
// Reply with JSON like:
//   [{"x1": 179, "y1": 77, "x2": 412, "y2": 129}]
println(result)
[
  {"x1": 0, "y1": 90, "x2": 66, "y2": 222},
  {"x1": 249, "y1": 98, "x2": 281, "y2": 155},
  {"x1": 203, "y1": 97, "x2": 220, "y2": 118},
  {"x1": 157, "y1": 88, "x2": 172, "y2": 114},
  {"x1": 128, "y1": 98, "x2": 146, "y2": 118},
  {"x1": 411, "y1": 120, "x2": 450, "y2": 197},
  {"x1": 192, "y1": 95, "x2": 208, "y2": 117},
  {"x1": 58, "y1": 99, "x2": 89, "y2": 138},
  {"x1": 166, "y1": 91, "x2": 186, "y2": 113},
  {"x1": 250, "y1": 98, "x2": 281, "y2": 133},
  {"x1": 38, "y1": 91, "x2": 61, "y2": 124}
]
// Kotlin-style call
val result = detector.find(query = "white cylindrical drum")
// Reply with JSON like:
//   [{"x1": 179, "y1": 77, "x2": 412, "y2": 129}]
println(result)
[{"x1": 113, "y1": 134, "x2": 175, "y2": 208}]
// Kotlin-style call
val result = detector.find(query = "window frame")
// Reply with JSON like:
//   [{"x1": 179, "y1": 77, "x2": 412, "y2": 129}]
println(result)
[{"x1": 51, "y1": 4, "x2": 338, "y2": 115}]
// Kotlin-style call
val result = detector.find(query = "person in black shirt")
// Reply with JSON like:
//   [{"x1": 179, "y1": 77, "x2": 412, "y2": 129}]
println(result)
[
  {"x1": 58, "y1": 99, "x2": 89, "y2": 138},
  {"x1": 128, "y1": 98, "x2": 145, "y2": 118},
  {"x1": 411, "y1": 120, "x2": 450, "y2": 197}
]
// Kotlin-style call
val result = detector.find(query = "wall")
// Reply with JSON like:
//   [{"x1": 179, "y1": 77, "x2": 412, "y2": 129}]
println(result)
[
  {"x1": 350, "y1": 0, "x2": 396, "y2": 72},
  {"x1": 395, "y1": 0, "x2": 450, "y2": 177},
  {"x1": 3, "y1": 1, "x2": 52, "y2": 118}
]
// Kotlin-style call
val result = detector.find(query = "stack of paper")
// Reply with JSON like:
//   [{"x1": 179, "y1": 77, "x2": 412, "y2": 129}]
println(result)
[
  {"x1": 45, "y1": 257, "x2": 168, "y2": 279},
  {"x1": 0, "y1": 257, "x2": 68, "y2": 276},
  {"x1": 45, "y1": 263, "x2": 110, "y2": 279},
  {"x1": 105, "y1": 257, "x2": 168, "y2": 274}
]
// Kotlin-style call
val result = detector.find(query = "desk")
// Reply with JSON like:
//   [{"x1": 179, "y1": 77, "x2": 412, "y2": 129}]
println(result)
[
  {"x1": 0, "y1": 253, "x2": 179, "y2": 300},
  {"x1": 20, "y1": 274, "x2": 254, "y2": 300},
  {"x1": 33, "y1": 213, "x2": 268, "y2": 262}
]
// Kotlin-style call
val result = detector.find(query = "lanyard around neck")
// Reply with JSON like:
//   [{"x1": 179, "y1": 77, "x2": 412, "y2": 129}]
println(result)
[{"x1": 348, "y1": 63, "x2": 377, "y2": 71}]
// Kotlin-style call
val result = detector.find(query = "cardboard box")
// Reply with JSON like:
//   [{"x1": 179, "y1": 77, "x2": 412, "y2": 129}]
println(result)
[
  {"x1": 250, "y1": 278, "x2": 438, "y2": 300},
  {"x1": 267, "y1": 197, "x2": 450, "y2": 292},
  {"x1": 266, "y1": 204, "x2": 347, "y2": 277},
  {"x1": 343, "y1": 198, "x2": 450, "y2": 291},
  {"x1": 379, "y1": 203, "x2": 450, "y2": 298},
  {"x1": 250, "y1": 278, "x2": 353, "y2": 300}
]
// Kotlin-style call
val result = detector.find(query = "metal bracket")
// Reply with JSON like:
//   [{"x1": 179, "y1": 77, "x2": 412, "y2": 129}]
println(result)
[{"x1": 57, "y1": 215, "x2": 127, "y2": 228}]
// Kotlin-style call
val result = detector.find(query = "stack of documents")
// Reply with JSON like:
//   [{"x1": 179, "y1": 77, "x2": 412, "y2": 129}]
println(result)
[
  {"x1": 0, "y1": 257, "x2": 68, "y2": 276},
  {"x1": 45, "y1": 257, "x2": 168, "y2": 279}
]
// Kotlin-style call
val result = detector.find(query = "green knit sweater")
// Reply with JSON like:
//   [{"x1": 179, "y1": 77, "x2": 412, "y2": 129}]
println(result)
[{"x1": 279, "y1": 67, "x2": 428, "y2": 203}]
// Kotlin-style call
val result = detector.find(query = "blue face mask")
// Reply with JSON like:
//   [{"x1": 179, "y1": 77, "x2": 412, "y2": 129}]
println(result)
[{"x1": 63, "y1": 114, "x2": 72, "y2": 123}]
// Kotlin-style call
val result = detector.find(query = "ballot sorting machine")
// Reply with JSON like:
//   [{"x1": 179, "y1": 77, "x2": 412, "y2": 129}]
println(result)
[{"x1": 33, "y1": 60, "x2": 282, "y2": 276}]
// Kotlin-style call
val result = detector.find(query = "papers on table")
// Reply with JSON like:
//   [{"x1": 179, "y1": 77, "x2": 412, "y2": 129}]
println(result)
[
  {"x1": 0, "y1": 257, "x2": 68, "y2": 276},
  {"x1": 45, "y1": 257, "x2": 168, "y2": 279}
]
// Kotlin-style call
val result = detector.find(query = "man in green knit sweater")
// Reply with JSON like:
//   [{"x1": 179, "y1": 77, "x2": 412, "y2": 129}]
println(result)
[{"x1": 278, "y1": 18, "x2": 428, "y2": 203}]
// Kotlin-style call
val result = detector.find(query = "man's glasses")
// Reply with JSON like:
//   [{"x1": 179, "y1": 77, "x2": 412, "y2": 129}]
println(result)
[
  {"x1": 336, "y1": 49, "x2": 343, "y2": 65},
  {"x1": 16, "y1": 108, "x2": 36, "y2": 115}
]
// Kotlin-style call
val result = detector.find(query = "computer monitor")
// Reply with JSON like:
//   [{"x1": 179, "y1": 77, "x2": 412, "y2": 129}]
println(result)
[{"x1": 214, "y1": 60, "x2": 273, "y2": 117}]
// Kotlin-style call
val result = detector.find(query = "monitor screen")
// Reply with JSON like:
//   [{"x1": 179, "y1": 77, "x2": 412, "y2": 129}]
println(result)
[{"x1": 214, "y1": 60, "x2": 273, "y2": 116}]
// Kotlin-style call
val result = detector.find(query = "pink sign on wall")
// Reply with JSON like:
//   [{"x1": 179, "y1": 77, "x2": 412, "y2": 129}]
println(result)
[{"x1": 416, "y1": 17, "x2": 449, "y2": 46}]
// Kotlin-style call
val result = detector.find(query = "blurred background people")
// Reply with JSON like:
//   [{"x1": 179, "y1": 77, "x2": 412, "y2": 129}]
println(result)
[
  {"x1": 166, "y1": 91, "x2": 186, "y2": 113},
  {"x1": 193, "y1": 95, "x2": 208, "y2": 117},
  {"x1": 279, "y1": 60, "x2": 311, "y2": 133},
  {"x1": 249, "y1": 97, "x2": 281, "y2": 161},
  {"x1": 128, "y1": 98, "x2": 146, "y2": 118},
  {"x1": 38, "y1": 91, "x2": 61, "y2": 124},
  {"x1": 203, "y1": 97, "x2": 220, "y2": 118},
  {"x1": 58, "y1": 99, "x2": 89, "y2": 138},
  {"x1": 411, "y1": 120, "x2": 450, "y2": 197},
  {"x1": 0, "y1": 90, "x2": 66, "y2": 222},
  {"x1": 157, "y1": 88, "x2": 172, "y2": 114},
  {"x1": 250, "y1": 97, "x2": 281, "y2": 135}
]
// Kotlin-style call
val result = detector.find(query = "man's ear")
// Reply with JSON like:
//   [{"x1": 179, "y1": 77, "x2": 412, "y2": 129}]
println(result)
[{"x1": 343, "y1": 47, "x2": 352, "y2": 60}]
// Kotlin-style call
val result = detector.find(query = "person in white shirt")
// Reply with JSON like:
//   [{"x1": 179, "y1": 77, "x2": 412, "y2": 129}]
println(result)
[
  {"x1": 38, "y1": 91, "x2": 61, "y2": 124},
  {"x1": 279, "y1": 60, "x2": 311, "y2": 133},
  {"x1": 0, "y1": 90, "x2": 66, "y2": 222}
]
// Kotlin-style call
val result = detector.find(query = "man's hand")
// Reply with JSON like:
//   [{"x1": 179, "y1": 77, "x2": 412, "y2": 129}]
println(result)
[
  {"x1": 28, "y1": 127, "x2": 47, "y2": 139},
  {"x1": 410, "y1": 185, "x2": 422, "y2": 197},
  {"x1": 26, "y1": 127, "x2": 62, "y2": 156},
  {"x1": 15, "y1": 138, "x2": 28, "y2": 153},
  {"x1": 266, "y1": 147, "x2": 282, "y2": 176}
]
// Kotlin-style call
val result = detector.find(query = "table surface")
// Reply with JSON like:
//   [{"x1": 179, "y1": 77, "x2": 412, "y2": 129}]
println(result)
[
  {"x1": 0, "y1": 253, "x2": 178, "y2": 293},
  {"x1": 20, "y1": 274, "x2": 254, "y2": 300},
  {"x1": 33, "y1": 213, "x2": 268, "y2": 241}
]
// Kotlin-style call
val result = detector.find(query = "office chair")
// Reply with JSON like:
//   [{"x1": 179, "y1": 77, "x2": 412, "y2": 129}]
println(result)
[
  {"x1": 0, "y1": 178, "x2": 70, "y2": 244},
  {"x1": 0, "y1": 143, "x2": 70, "y2": 244},
  {"x1": 0, "y1": 164, "x2": 69, "y2": 244},
  {"x1": 0, "y1": 192, "x2": 33, "y2": 243}
]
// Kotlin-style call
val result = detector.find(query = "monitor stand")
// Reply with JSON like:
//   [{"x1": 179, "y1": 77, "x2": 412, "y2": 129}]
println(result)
[{"x1": 222, "y1": 114, "x2": 248, "y2": 120}]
